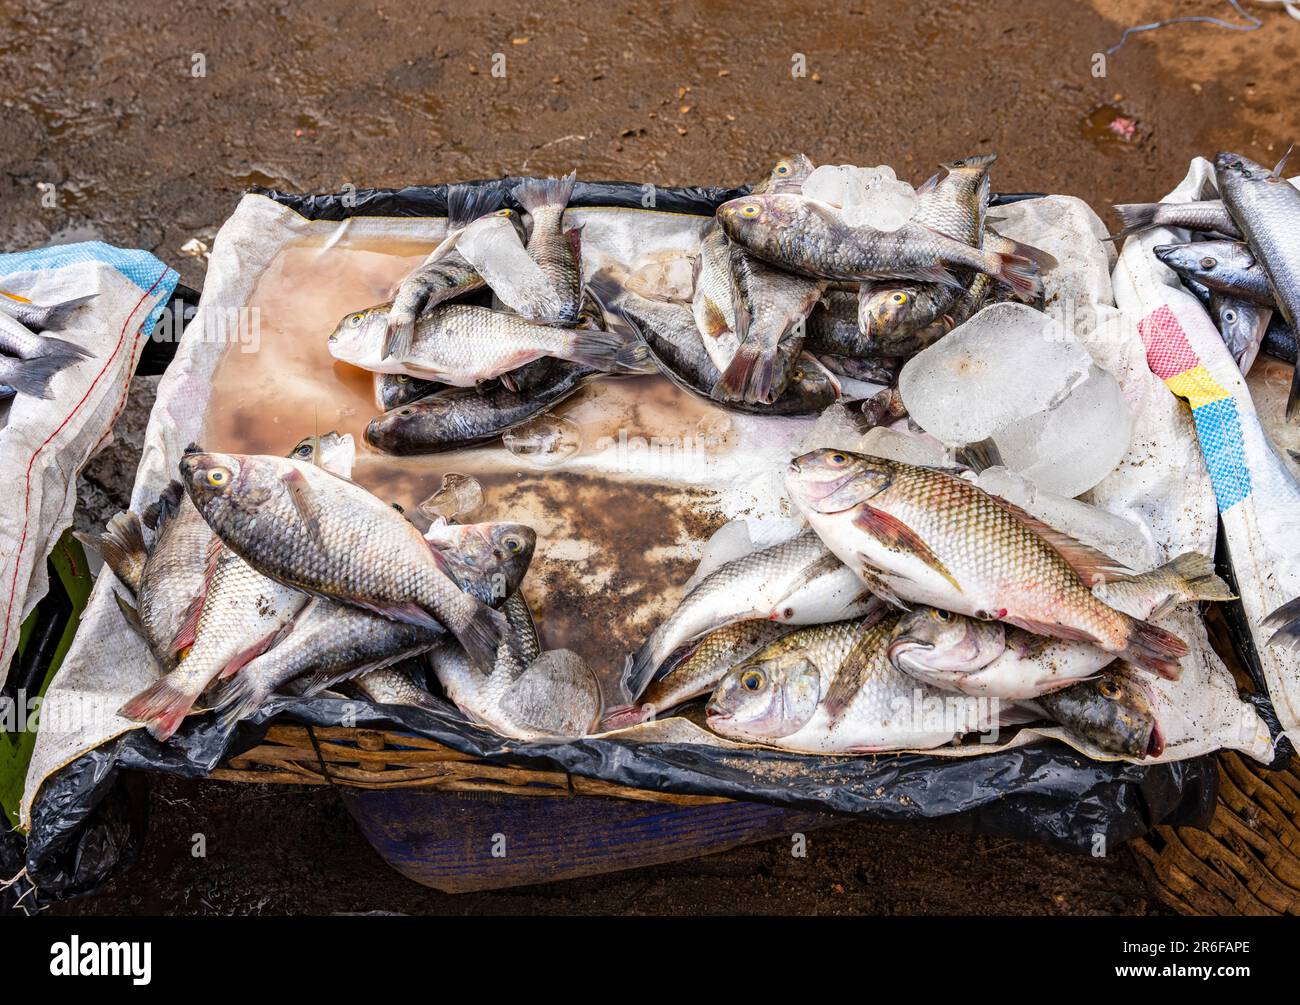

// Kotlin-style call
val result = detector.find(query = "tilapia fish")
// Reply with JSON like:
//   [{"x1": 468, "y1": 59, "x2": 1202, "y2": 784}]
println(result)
[
  {"x1": 1216, "y1": 150, "x2": 1300, "y2": 418},
  {"x1": 210, "y1": 519, "x2": 536, "y2": 736},
  {"x1": 382, "y1": 184, "x2": 501, "y2": 361},
  {"x1": 601, "y1": 620, "x2": 791, "y2": 729},
  {"x1": 0, "y1": 312, "x2": 91, "y2": 398},
  {"x1": 716, "y1": 194, "x2": 1043, "y2": 297},
  {"x1": 624, "y1": 528, "x2": 876, "y2": 700},
  {"x1": 453, "y1": 207, "x2": 567, "y2": 322},
  {"x1": 706, "y1": 614, "x2": 996, "y2": 752},
  {"x1": 374, "y1": 371, "x2": 444, "y2": 411},
  {"x1": 1108, "y1": 199, "x2": 1242, "y2": 241},
  {"x1": 513, "y1": 171, "x2": 583, "y2": 325},
  {"x1": 750, "y1": 153, "x2": 816, "y2": 196},
  {"x1": 179, "y1": 451, "x2": 507, "y2": 669},
  {"x1": 1030, "y1": 670, "x2": 1162, "y2": 758},
  {"x1": 1154, "y1": 241, "x2": 1274, "y2": 305},
  {"x1": 786, "y1": 449, "x2": 1190, "y2": 677},
  {"x1": 116, "y1": 434, "x2": 356, "y2": 739},
  {"x1": 0, "y1": 291, "x2": 95, "y2": 332},
  {"x1": 328, "y1": 301, "x2": 645, "y2": 384},
  {"x1": 887, "y1": 553, "x2": 1231, "y2": 699},
  {"x1": 590, "y1": 272, "x2": 839, "y2": 415},
  {"x1": 911, "y1": 153, "x2": 996, "y2": 246},
  {"x1": 366, "y1": 360, "x2": 597, "y2": 454}
]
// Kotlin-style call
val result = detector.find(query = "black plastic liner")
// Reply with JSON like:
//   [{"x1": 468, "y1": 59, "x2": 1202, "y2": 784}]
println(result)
[{"x1": 16, "y1": 176, "x2": 1279, "y2": 902}]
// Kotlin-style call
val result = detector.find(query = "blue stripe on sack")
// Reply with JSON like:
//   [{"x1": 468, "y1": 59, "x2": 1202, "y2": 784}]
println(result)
[
  {"x1": 0, "y1": 241, "x2": 178, "y2": 296},
  {"x1": 1190, "y1": 396, "x2": 1252, "y2": 511}
]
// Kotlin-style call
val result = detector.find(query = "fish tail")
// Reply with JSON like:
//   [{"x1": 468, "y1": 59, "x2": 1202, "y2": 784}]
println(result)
[
  {"x1": 76, "y1": 511, "x2": 148, "y2": 594},
  {"x1": 446, "y1": 183, "x2": 504, "y2": 230},
  {"x1": 622, "y1": 647, "x2": 659, "y2": 702},
  {"x1": 599, "y1": 703, "x2": 654, "y2": 731},
  {"x1": 565, "y1": 326, "x2": 653, "y2": 374},
  {"x1": 990, "y1": 251, "x2": 1044, "y2": 299},
  {"x1": 1286, "y1": 364, "x2": 1300, "y2": 423},
  {"x1": 512, "y1": 170, "x2": 577, "y2": 214},
  {"x1": 119, "y1": 676, "x2": 199, "y2": 741},
  {"x1": 1263, "y1": 595, "x2": 1300, "y2": 651},
  {"x1": 29, "y1": 333, "x2": 92, "y2": 365},
  {"x1": 1106, "y1": 203, "x2": 1161, "y2": 242},
  {"x1": 35, "y1": 293, "x2": 97, "y2": 330},
  {"x1": 453, "y1": 601, "x2": 509, "y2": 672},
  {"x1": 713, "y1": 342, "x2": 782, "y2": 404},
  {"x1": 1118, "y1": 616, "x2": 1189, "y2": 680},
  {"x1": 1, "y1": 351, "x2": 76, "y2": 398},
  {"x1": 1157, "y1": 552, "x2": 1235, "y2": 604},
  {"x1": 382, "y1": 312, "x2": 415, "y2": 362},
  {"x1": 940, "y1": 152, "x2": 998, "y2": 172},
  {"x1": 209, "y1": 672, "x2": 272, "y2": 740}
]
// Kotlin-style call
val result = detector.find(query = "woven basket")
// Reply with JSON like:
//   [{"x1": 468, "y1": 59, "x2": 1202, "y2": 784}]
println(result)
[{"x1": 1131, "y1": 751, "x2": 1300, "y2": 916}]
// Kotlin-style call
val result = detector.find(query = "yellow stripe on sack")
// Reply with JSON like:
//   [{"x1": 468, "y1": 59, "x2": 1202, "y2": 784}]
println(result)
[{"x1": 1164, "y1": 364, "x2": 1228, "y2": 410}]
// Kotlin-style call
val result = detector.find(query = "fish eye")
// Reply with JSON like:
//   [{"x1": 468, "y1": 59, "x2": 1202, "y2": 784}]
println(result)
[
  {"x1": 206, "y1": 467, "x2": 231, "y2": 487},
  {"x1": 738, "y1": 203, "x2": 761, "y2": 219},
  {"x1": 398, "y1": 407, "x2": 415, "y2": 416},
  {"x1": 774, "y1": 161, "x2": 791, "y2": 176},
  {"x1": 293, "y1": 444, "x2": 313, "y2": 459},
  {"x1": 1199, "y1": 257, "x2": 1218, "y2": 270},
  {"x1": 741, "y1": 670, "x2": 765, "y2": 692},
  {"x1": 503, "y1": 535, "x2": 522, "y2": 553},
  {"x1": 1098, "y1": 680, "x2": 1122, "y2": 699},
  {"x1": 827, "y1": 452, "x2": 849, "y2": 466},
  {"x1": 791, "y1": 368, "x2": 805, "y2": 381},
  {"x1": 1223, "y1": 309, "x2": 1237, "y2": 323},
  {"x1": 891, "y1": 292, "x2": 908, "y2": 305},
  {"x1": 395, "y1": 374, "x2": 410, "y2": 384},
  {"x1": 347, "y1": 312, "x2": 365, "y2": 328},
  {"x1": 495, "y1": 208, "x2": 513, "y2": 217},
  {"x1": 931, "y1": 609, "x2": 952, "y2": 622}
]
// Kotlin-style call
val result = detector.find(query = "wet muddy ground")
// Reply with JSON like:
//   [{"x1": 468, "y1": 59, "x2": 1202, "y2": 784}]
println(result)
[{"x1": 5, "y1": 0, "x2": 1298, "y2": 914}]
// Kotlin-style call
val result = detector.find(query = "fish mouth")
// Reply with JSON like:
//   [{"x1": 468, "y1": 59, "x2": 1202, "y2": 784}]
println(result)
[
  {"x1": 886, "y1": 636, "x2": 932, "y2": 666},
  {"x1": 1146, "y1": 722, "x2": 1165, "y2": 759}
]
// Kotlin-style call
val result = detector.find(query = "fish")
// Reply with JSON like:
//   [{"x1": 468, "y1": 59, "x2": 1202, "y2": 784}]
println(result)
[
  {"x1": 885, "y1": 553, "x2": 1230, "y2": 699},
  {"x1": 690, "y1": 226, "x2": 742, "y2": 371},
  {"x1": 601, "y1": 620, "x2": 792, "y2": 729},
  {"x1": 116, "y1": 434, "x2": 357, "y2": 739},
  {"x1": 1209, "y1": 295, "x2": 1270, "y2": 373},
  {"x1": 1153, "y1": 240, "x2": 1274, "y2": 305},
  {"x1": 1029, "y1": 670, "x2": 1163, "y2": 758},
  {"x1": 452, "y1": 206, "x2": 569, "y2": 323},
  {"x1": 350, "y1": 665, "x2": 441, "y2": 711},
  {"x1": 589, "y1": 272, "x2": 840, "y2": 415},
  {"x1": 716, "y1": 193, "x2": 1043, "y2": 297},
  {"x1": 178, "y1": 451, "x2": 507, "y2": 669},
  {"x1": 750, "y1": 153, "x2": 816, "y2": 196},
  {"x1": 373, "y1": 371, "x2": 444, "y2": 411},
  {"x1": 1263, "y1": 312, "x2": 1297, "y2": 364},
  {"x1": 804, "y1": 289, "x2": 874, "y2": 357},
  {"x1": 623, "y1": 528, "x2": 877, "y2": 700},
  {"x1": 0, "y1": 291, "x2": 95, "y2": 332},
  {"x1": 328, "y1": 301, "x2": 646, "y2": 384},
  {"x1": 1216, "y1": 149, "x2": 1300, "y2": 419},
  {"x1": 1108, "y1": 200, "x2": 1242, "y2": 241},
  {"x1": 911, "y1": 154, "x2": 996, "y2": 246},
  {"x1": 814, "y1": 354, "x2": 900, "y2": 385},
  {"x1": 706, "y1": 613, "x2": 998, "y2": 752},
  {"x1": 714, "y1": 241, "x2": 826, "y2": 404},
  {"x1": 0, "y1": 314, "x2": 91, "y2": 398},
  {"x1": 512, "y1": 171, "x2": 583, "y2": 325},
  {"x1": 209, "y1": 519, "x2": 534, "y2": 735},
  {"x1": 366, "y1": 360, "x2": 598, "y2": 454},
  {"x1": 786, "y1": 449, "x2": 1190, "y2": 677},
  {"x1": 381, "y1": 184, "x2": 501, "y2": 360}
]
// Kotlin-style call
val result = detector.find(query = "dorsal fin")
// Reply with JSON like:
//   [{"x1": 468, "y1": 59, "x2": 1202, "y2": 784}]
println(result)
[{"x1": 986, "y1": 494, "x2": 1131, "y2": 585}]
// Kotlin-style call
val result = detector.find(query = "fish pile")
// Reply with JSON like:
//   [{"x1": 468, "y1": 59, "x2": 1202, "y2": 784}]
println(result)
[
  {"x1": 82, "y1": 431, "x2": 603, "y2": 742},
  {"x1": 0, "y1": 291, "x2": 95, "y2": 401},
  {"x1": 349, "y1": 155, "x2": 1056, "y2": 455},
  {"x1": 1112, "y1": 150, "x2": 1300, "y2": 399}
]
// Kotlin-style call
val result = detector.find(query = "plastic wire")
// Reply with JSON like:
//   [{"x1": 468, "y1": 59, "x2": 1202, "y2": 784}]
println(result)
[{"x1": 1107, "y1": 0, "x2": 1267, "y2": 55}]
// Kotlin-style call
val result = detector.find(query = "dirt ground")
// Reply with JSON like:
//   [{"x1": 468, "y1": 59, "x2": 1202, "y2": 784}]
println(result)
[{"x1": 4, "y1": 0, "x2": 1298, "y2": 915}]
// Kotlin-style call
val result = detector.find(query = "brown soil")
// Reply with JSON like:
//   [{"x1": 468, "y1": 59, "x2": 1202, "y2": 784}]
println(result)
[{"x1": 6, "y1": 0, "x2": 1296, "y2": 915}]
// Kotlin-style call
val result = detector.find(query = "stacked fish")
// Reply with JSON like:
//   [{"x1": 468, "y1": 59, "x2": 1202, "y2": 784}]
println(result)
[
  {"x1": 611, "y1": 451, "x2": 1233, "y2": 758},
  {"x1": 0, "y1": 292, "x2": 95, "y2": 401},
  {"x1": 82, "y1": 432, "x2": 603, "y2": 742},
  {"x1": 351, "y1": 154, "x2": 1057, "y2": 453},
  {"x1": 1112, "y1": 150, "x2": 1300, "y2": 395}
]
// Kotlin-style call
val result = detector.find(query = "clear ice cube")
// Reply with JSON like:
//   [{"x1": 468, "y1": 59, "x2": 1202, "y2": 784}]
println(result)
[
  {"x1": 803, "y1": 164, "x2": 918, "y2": 232},
  {"x1": 502, "y1": 413, "x2": 582, "y2": 467},
  {"x1": 419, "y1": 472, "x2": 484, "y2": 521}
]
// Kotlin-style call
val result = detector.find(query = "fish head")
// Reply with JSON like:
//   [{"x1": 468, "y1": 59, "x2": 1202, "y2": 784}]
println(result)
[
  {"x1": 715, "y1": 194, "x2": 803, "y2": 243},
  {"x1": 287, "y1": 431, "x2": 355, "y2": 477},
  {"x1": 786, "y1": 448, "x2": 893, "y2": 514},
  {"x1": 1152, "y1": 243, "x2": 1230, "y2": 284},
  {"x1": 1044, "y1": 671, "x2": 1162, "y2": 759},
  {"x1": 376, "y1": 372, "x2": 433, "y2": 410},
  {"x1": 751, "y1": 153, "x2": 816, "y2": 195},
  {"x1": 1214, "y1": 151, "x2": 1273, "y2": 184},
  {"x1": 327, "y1": 304, "x2": 387, "y2": 363},
  {"x1": 427, "y1": 520, "x2": 537, "y2": 599},
  {"x1": 887, "y1": 607, "x2": 1006, "y2": 680},
  {"x1": 861, "y1": 285, "x2": 921, "y2": 337},
  {"x1": 785, "y1": 357, "x2": 842, "y2": 409},
  {"x1": 178, "y1": 450, "x2": 261, "y2": 516},
  {"x1": 365, "y1": 397, "x2": 452, "y2": 452},
  {"x1": 707, "y1": 653, "x2": 821, "y2": 739}
]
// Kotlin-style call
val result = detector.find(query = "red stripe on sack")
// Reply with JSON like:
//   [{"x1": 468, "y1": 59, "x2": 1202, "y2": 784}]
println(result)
[
  {"x1": 0, "y1": 267, "x2": 170, "y2": 659},
  {"x1": 1138, "y1": 304, "x2": 1199, "y2": 380}
]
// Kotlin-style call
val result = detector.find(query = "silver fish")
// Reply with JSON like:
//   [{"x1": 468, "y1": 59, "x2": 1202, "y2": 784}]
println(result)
[
  {"x1": 1109, "y1": 199, "x2": 1242, "y2": 241},
  {"x1": 1210, "y1": 295, "x2": 1270, "y2": 373},
  {"x1": 1153, "y1": 240, "x2": 1274, "y2": 305},
  {"x1": 512, "y1": 171, "x2": 583, "y2": 325},
  {"x1": 0, "y1": 291, "x2": 95, "y2": 331}
]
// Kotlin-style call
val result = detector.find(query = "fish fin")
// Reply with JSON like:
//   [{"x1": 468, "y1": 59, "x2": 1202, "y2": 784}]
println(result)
[
  {"x1": 910, "y1": 264, "x2": 966, "y2": 291},
  {"x1": 210, "y1": 671, "x2": 274, "y2": 740},
  {"x1": 142, "y1": 480, "x2": 186, "y2": 533},
  {"x1": 1003, "y1": 616, "x2": 1098, "y2": 644},
  {"x1": 113, "y1": 591, "x2": 147, "y2": 639},
  {"x1": 1146, "y1": 552, "x2": 1235, "y2": 611},
  {"x1": 169, "y1": 537, "x2": 222, "y2": 654},
  {"x1": 851, "y1": 503, "x2": 960, "y2": 592},
  {"x1": 280, "y1": 468, "x2": 325, "y2": 546},
  {"x1": 1116, "y1": 617, "x2": 1188, "y2": 680},
  {"x1": 713, "y1": 341, "x2": 778, "y2": 404},
  {"x1": 697, "y1": 296, "x2": 732, "y2": 340},
  {"x1": 26, "y1": 293, "x2": 97, "y2": 331},
  {"x1": 218, "y1": 626, "x2": 287, "y2": 680},
  {"x1": 621, "y1": 649, "x2": 656, "y2": 703},
  {"x1": 446, "y1": 183, "x2": 505, "y2": 230},
  {"x1": 118, "y1": 676, "x2": 197, "y2": 741},
  {"x1": 0, "y1": 352, "x2": 72, "y2": 398},
  {"x1": 599, "y1": 703, "x2": 655, "y2": 730},
  {"x1": 298, "y1": 649, "x2": 428, "y2": 698},
  {"x1": 1263, "y1": 595, "x2": 1300, "y2": 650},
  {"x1": 564, "y1": 326, "x2": 653, "y2": 374},
  {"x1": 381, "y1": 313, "x2": 415, "y2": 363},
  {"x1": 953, "y1": 437, "x2": 1003, "y2": 473},
  {"x1": 1105, "y1": 203, "x2": 1161, "y2": 242},
  {"x1": 1000, "y1": 238, "x2": 1057, "y2": 272},
  {"x1": 984, "y1": 494, "x2": 1131, "y2": 586},
  {"x1": 511, "y1": 170, "x2": 577, "y2": 213},
  {"x1": 453, "y1": 601, "x2": 509, "y2": 672},
  {"x1": 565, "y1": 225, "x2": 583, "y2": 270},
  {"x1": 821, "y1": 622, "x2": 886, "y2": 724},
  {"x1": 770, "y1": 551, "x2": 848, "y2": 614},
  {"x1": 941, "y1": 152, "x2": 998, "y2": 173},
  {"x1": 854, "y1": 564, "x2": 912, "y2": 610},
  {"x1": 26, "y1": 333, "x2": 92, "y2": 365},
  {"x1": 991, "y1": 251, "x2": 1043, "y2": 298},
  {"x1": 78, "y1": 510, "x2": 148, "y2": 594},
  {"x1": 1271, "y1": 145, "x2": 1294, "y2": 180},
  {"x1": 915, "y1": 172, "x2": 941, "y2": 196}
]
